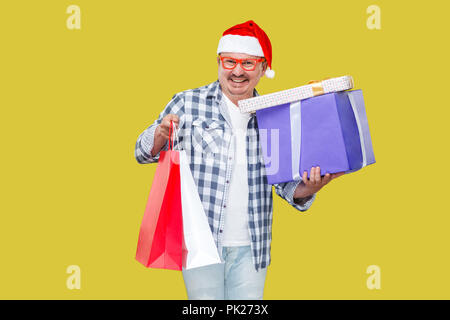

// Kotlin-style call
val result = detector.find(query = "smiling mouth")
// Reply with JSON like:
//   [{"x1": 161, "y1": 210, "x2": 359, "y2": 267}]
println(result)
[{"x1": 230, "y1": 78, "x2": 248, "y2": 83}]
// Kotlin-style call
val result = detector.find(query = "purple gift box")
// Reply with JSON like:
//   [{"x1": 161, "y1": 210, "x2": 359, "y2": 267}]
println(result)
[{"x1": 255, "y1": 90, "x2": 375, "y2": 184}]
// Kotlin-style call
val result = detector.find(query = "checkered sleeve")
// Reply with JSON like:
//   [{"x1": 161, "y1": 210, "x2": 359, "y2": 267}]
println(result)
[
  {"x1": 273, "y1": 181, "x2": 316, "y2": 212},
  {"x1": 135, "y1": 93, "x2": 185, "y2": 164}
]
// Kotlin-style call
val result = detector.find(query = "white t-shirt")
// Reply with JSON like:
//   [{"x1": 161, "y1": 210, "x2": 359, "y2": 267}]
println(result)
[{"x1": 222, "y1": 93, "x2": 252, "y2": 246}]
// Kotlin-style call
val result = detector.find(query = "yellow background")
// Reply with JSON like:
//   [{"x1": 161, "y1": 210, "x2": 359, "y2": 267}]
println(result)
[{"x1": 1, "y1": 0, "x2": 449, "y2": 299}]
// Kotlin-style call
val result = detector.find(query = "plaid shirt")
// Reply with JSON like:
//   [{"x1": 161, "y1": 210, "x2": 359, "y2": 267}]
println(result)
[{"x1": 135, "y1": 80, "x2": 316, "y2": 271}]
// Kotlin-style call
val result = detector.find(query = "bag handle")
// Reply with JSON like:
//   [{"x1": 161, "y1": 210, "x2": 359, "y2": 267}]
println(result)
[{"x1": 168, "y1": 120, "x2": 181, "y2": 151}]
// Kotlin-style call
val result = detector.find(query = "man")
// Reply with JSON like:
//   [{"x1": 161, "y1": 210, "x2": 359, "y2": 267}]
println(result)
[{"x1": 135, "y1": 20, "x2": 344, "y2": 300}]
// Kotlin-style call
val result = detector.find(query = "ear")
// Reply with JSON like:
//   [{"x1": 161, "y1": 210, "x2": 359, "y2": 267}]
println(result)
[
  {"x1": 261, "y1": 60, "x2": 268, "y2": 76},
  {"x1": 217, "y1": 56, "x2": 220, "y2": 66},
  {"x1": 263, "y1": 60, "x2": 268, "y2": 72}
]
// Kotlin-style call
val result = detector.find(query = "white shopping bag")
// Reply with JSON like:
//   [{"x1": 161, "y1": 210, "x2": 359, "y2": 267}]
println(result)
[{"x1": 179, "y1": 150, "x2": 221, "y2": 269}]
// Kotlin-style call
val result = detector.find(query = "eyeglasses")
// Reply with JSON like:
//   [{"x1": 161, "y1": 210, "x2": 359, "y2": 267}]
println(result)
[{"x1": 219, "y1": 56, "x2": 265, "y2": 71}]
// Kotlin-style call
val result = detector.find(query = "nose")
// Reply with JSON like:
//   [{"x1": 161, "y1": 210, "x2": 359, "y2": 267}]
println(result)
[{"x1": 232, "y1": 63, "x2": 245, "y2": 77}]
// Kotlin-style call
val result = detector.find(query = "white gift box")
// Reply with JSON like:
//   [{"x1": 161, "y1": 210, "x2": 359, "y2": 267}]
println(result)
[{"x1": 238, "y1": 75, "x2": 354, "y2": 113}]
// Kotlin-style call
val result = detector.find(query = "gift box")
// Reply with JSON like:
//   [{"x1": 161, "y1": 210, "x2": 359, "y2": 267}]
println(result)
[{"x1": 238, "y1": 78, "x2": 375, "y2": 184}]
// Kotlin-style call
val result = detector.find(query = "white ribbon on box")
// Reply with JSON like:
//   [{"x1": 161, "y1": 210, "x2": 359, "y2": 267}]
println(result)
[
  {"x1": 290, "y1": 101, "x2": 302, "y2": 181},
  {"x1": 347, "y1": 92, "x2": 367, "y2": 168}
]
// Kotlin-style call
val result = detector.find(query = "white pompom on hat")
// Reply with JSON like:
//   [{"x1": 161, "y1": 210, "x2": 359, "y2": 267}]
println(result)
[{"x1": 217, "y1": 20, "x2": 275, "y2": 79}]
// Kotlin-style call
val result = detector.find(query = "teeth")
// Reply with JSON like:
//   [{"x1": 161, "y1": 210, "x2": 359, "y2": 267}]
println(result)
[{"x1": 231, "y1": 79, "x2": 246, "y2": 83}]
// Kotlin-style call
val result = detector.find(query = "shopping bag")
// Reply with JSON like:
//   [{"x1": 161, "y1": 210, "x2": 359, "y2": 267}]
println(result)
[
  {"x1": 135, "y1": 122, "x2": 183, "y2": 270},
  {"x1": 179, "y1": 150, "x2": 221, "y2": 270}
]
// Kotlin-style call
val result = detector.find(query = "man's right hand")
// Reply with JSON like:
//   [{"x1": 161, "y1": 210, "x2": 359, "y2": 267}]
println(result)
[
  {"x1": 151, "y1": 114, "x2": 179, "y2": 157},
  {"x1": 156, "y1": 114, "x2": 180, "y2": 140}
]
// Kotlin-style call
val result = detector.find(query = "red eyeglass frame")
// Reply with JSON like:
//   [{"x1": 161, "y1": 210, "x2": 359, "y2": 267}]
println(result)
[{"x1": 219, "y1": 56, "x2": 265, "y2": 71}]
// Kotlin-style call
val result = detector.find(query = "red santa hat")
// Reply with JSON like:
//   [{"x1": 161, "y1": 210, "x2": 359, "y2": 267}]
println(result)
[{"x1": 217, "y1": 20, "x2": 275, "y2": 79}]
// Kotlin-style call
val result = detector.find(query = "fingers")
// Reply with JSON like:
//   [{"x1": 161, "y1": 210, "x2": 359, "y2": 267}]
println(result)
[
  {"x1": 163, "y1": 114, "x2": 179, "y2": 130},
  {"x1": 159, "y1": 114, "x2": 180, "y2": 140},
  {"x1": 302, "y1": 170, "x2": 308, "y2": 183},
  {"x1": 302, "y1": 167, "x2": 344, "y2": 188},
  {"x1": 303, "y1": 166, "x2": 322, "y2": 186},
  {"x1": 312, "y1": 166, "x2": 321, "y2": 185},
  {"x1": 167, "y1": 114, "x2": 180, "y2": 126},
  {"x1": 331, "y1": 172, "x2": 345, "y2": 180},
  {"x1": 322, "y1": 172, "x2": 332, "y2": 185}
]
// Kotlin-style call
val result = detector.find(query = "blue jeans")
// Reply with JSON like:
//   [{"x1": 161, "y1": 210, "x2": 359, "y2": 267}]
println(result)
[{"x1": 182, "y1": 245, "x2": 268, "y2": 300}]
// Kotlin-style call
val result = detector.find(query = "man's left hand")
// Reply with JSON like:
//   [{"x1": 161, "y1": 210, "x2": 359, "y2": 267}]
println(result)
[{"x1": 294, "y1": 166, "x2": 345, "y2": 199}]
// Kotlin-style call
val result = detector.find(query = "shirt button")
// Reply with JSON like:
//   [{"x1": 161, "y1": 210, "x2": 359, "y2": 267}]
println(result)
[
  {"x1": 229, "y1": 157, "x2": 232, "y2": 160},
  {"x1": 223, "y1": 204, "x2": 227, "y2": 208},
  {"x1": 219, "y1": 229, "x2": 223, "y2": 233},
  {"x1": 226, "y1": 180, "x2": 229, "y2": 183}
]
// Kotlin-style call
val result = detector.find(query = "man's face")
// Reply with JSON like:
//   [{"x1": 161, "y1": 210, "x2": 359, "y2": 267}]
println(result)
[{"x1": 217, "y1": 52, "x2": 267, "y2": 102}]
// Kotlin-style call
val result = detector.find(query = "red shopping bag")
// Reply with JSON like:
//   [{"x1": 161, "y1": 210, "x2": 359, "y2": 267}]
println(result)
[{"x1": 135, "y1": 122, "x2": 184, "y2": 270}]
